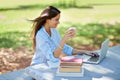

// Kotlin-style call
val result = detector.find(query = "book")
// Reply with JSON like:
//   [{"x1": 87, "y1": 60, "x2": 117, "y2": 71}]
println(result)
[
  {"x1": 60, "y1": 61, "x2": 82, "y2": 67},
  {"x1": 60, "y1": 56, "x2": 83, "y2": 67},
  {"x1": 58, "y1": 56, "x2": 83, "y2": 73},
  {"x1": 56, "y1": 67, "x2": 84, "y2": 77},
  {"x1": 59, "y1": 66, "x2": 81, "y2": 72}
]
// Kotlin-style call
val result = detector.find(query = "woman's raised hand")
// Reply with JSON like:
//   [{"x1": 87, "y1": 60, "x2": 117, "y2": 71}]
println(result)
[{"x1": 62, "y1": 27, "x2": 76, "y2": 42}]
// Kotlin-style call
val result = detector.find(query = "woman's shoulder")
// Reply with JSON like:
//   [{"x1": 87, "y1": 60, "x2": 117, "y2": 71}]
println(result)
[
  {"x1": 36, "y1": 29, "x2": 44, "y2": 36},
  {"x1": 36, "y1": 28, "x2": 47, "y2": 39}
]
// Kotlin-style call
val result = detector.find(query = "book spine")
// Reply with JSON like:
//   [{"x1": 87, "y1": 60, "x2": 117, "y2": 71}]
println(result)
[{"x1": 60, "y1": 62, "x2": 82, "y2": 66}]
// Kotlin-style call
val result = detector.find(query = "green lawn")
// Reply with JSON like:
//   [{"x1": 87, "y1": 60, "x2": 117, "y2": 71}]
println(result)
[{"x1": 0, "y1": 0, "x2": 120, "y2": 49}]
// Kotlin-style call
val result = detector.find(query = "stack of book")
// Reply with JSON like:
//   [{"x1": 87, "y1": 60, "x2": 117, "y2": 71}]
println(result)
[{"x1": 56, "y1": 56, "x2": 84, "y2": 77}]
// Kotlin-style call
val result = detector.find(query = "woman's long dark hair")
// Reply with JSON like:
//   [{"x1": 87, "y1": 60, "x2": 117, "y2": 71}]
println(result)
[{"x1": 31, "y1": 6, "x2": 61, "y2": 50}]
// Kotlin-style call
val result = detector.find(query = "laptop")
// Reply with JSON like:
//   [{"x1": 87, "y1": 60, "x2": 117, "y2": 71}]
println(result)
[{"x1": 80, "y1": 38, "x2": 110, "y2": 64}]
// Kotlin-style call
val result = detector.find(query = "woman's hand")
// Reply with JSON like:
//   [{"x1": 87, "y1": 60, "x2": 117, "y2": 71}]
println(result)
[
  {"x1": 54, "y1": 27, "x2": 76, "y2": 58},
  {"x1": 85, "y1": 51, "x2": 99, "y2": 57},
  {"x1": 62, "y1": 27, "x2": 76, "y2": 42},
  {"x1": 72, "y1": 49, "x2": 99, "y2": 57}
]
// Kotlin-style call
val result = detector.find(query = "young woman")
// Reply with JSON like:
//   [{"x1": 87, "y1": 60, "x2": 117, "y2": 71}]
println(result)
[{"x1": 30, "y1": 6, "x2": 98, "y2": 66}]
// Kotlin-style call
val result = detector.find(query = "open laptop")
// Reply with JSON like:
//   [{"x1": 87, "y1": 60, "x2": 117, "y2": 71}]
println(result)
[{"x1": 80, "y1": 38, "x2": 110, "y2": 64}]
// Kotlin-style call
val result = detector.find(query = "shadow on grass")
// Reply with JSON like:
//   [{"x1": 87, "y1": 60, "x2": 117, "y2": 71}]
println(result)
[
  {"x1": 83, "y1": 23, "x2": 120, "y2": 45},
  {"x1": 0, "y1": 31, "x2": 31, "y2": 48},
  {"x1": 0, "y1": 23, "x2": 120, "y2": 49},
  {"x1": 0, "y1": 37, "x2": 15, "y2": 48},
  {"x1": 59, "y1": 22, "x2": 120, "y2": 48},
  {"x1": 1, "y1": 2, "x2": 120, "y2": 12},
  {"x1": 0, "y1": 3, "x2": 94, "y2": 12},
  {"x1": 0, "y1": 4, "x2": 47, "y2": 11}
]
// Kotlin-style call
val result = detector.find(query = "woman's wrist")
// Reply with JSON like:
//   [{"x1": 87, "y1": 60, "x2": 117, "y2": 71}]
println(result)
[
  {"x1": 58, "y1": 44, "x2": 63, "y2": 49},
  {"x1": 72, "y1": 49, "x2": 89, "y2": 55},
  {"x1": 58, "y1": 39, "x2": 66, "y2": 50}
]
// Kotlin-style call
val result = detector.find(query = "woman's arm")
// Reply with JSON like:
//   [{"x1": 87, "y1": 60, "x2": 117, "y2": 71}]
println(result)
[
  {"x1": 72, "y1": 49, "x2": 99, "y2": 57},
  {"x1": 53, "y1": 38, "x2": 67, "y2": 58},
  {"x1": 72, "y1": 49, "x2": 91, "y2": 55},
  {"x1": 53, "y1": 28, "x2": 76, "y2": 58}
]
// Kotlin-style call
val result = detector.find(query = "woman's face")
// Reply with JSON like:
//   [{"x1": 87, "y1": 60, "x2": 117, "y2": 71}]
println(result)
[{"x1": 48, "y1": 14, "x2": 60, "y2": 28}]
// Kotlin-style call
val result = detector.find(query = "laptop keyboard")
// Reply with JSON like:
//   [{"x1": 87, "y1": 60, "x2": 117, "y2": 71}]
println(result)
[{"x1": 88, "y1": 56, "x2": 99, "y2": 62}]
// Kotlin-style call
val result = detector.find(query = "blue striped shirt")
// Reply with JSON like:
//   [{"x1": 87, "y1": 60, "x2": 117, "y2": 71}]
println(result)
[{"x1": 31, "y1": 26, "x2": 73, "y2": 66}]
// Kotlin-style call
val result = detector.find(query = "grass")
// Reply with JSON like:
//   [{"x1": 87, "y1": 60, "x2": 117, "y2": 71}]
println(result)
[
  {"x1": 58, "y1": 23, "x2": 120, "y2": 48},
  {"x1": 0, "y1": 0, "x2": 120, "y2": 49}
]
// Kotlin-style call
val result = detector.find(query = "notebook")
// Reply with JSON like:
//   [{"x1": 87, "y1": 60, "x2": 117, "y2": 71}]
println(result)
[{"x1": 80, "y1": 38, "x2": 110, "y2": 64}]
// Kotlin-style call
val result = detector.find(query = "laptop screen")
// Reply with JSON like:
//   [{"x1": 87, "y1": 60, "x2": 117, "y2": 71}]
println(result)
[{"x1": 99, "y1": 38, "x2": 109, "y2": 61}]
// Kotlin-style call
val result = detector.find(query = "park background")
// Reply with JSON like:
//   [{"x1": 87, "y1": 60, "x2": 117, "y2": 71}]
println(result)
[{"x1": 0, "y1": 0, "x2": 120, "y2": 74}]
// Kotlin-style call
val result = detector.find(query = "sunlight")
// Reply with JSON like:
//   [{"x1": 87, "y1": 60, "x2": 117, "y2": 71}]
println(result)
[
  {"x1": 84, "y1": 64, "x2": 114, "y2": 74},
  {"x1": 92, "y1": 76, "x2": 114, "y2": 80},
  {"x1": 42, "y1": 72, "x2": 54, "y2": 80}
]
